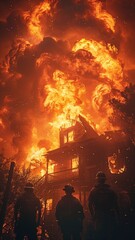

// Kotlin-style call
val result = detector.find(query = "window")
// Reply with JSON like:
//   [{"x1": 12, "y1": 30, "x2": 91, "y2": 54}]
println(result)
[
  {"x1": 68, "y1": 131, "x2": 74, "y2": 142},
  {"x1": 108, "y1": 152, "x2": 125, "y2": 174},
  {"x1": 72, "y1": 157, "x2": 79, "y2": 172},
  {"x1": 64, "y1": 134, "x2": 68, "y2": 143},
  {"x1": 64, "y1": 130, "x2": 74, "y2": 144},
  {"x1": 48, "y1": 163, "x2": 55, "y2": 174}
]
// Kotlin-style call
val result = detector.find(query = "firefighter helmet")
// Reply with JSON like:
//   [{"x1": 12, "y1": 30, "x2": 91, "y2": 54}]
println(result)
[
  {"x1": 63, "y1": 184, "x2": 75, "y2": 193},
  {"x1": 96, "y1": 171, "x2": 106, "y2": 180}
]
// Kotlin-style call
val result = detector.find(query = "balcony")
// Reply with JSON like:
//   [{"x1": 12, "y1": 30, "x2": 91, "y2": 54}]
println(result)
[{"x1": 47, "y1": 167, "x2": 79, "y2": 183}]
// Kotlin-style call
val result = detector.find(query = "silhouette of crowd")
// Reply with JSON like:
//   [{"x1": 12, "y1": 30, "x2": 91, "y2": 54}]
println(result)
[{"x1": 12, "y1": 172, "x2": 135, "y2": 240}]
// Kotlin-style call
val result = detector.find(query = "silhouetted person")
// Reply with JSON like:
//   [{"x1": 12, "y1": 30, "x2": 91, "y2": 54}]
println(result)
[
  {"x1": 118, "y1": 190, "x2": 132, "y2": 240},
  {"x1": 55, "y1": 184, "x2": 84, "y2": 240},
  {"x1": 129, "y1": 181, "x2": 135, "y2": 239},
  {"x1": 88, "y1": 172, "x2": 119, "y2": 240},
  {"x1": 14, "y1": 183, "x2": 41, "y2": 240}
]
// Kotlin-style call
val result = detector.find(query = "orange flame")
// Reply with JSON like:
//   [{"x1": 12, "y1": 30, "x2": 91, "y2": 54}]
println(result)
[
  {"x1": 44, "y1": 70, "x2": 85, "y2": 129},
  {"x1": 25, "y1": 127, "x2": 47, "y2": 176},
  {"x1": 72, "y1": 38, "x2": 124, "y2": 89},
  {"x1": 23, "y1": 1, "x2": 51, "y2": 43},
  {"x1": 0, "y1": 118, "x2": 5, "y2": 129},
  {"x1": 92, "y1": 83, "x2": 112, "y2": 112},
  {"x1": 0, "y1": 0, "x2": 129, "y2": 177},
  {"x1": 26, "y1": 146, "x2": 46, "y2": 163},
  {"x1": 91, "y1": 0, "x2": 115, "y2": 32}
]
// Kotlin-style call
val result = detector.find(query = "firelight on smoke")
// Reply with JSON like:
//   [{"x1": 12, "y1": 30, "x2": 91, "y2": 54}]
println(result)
[{"x1": 0, "y1": 0, "x2": 132, "y2": 176}]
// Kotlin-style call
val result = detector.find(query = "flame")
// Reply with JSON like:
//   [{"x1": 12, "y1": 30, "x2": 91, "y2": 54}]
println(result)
[
  {"x1": 72, "y1": 38, "x2": 124, "y2": 89},
  {"x1": 72, "y1": 38, "x2": 127, "y2": 131},
  {"x1": 48, "y1": 163, "x2": 55, "y2": 174},
  {"x1": 92, "y1": 84, "x2": 112, "y2": 112},
  {"x1": 25, "y1": 127, "x2": 47, "y2": 176},
  {"x1": 0, "y1": 107, "x2": 8, "y2": 130},
  {"x1": 0, "y1": 0, "x2": 129, "y2": 176},
  {"x1": 23, "y1": 1, "x2": 51, "y2": 43},
  {"x1": 40, "y1": 169, "x2": 46, "y2": 177},
  {"x1": 108, "y1": 154, "x2": 126, "y2": 174},
  {"x1": 0, "y1": 118, "x2": 5, "y2": 129},
  {"x1": 26, "y1": 146, "x2": 46, "y2": 163},
  {"x1": 91, "y1": 0, "x2": 116, "y2": 32},
  {"x1": 26, "y1": 145, "x2": 47, "y2": 176},
  {"x1": 44, "y1": 70, "x2": 85, "y2": 129}
]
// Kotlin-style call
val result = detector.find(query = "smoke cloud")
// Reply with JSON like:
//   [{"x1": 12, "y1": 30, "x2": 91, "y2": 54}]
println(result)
[{"x1": 0, "y1": 0, "x2": 134, "y2": 167}]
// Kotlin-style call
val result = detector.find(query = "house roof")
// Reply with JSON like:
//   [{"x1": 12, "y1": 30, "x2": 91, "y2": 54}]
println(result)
[{"x1": 45, "y1": 137, "x2": 101, "y2": 161}]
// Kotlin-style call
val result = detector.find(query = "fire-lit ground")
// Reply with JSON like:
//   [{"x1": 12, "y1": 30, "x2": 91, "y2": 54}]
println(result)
[{"x1": 0, "y1": 0, "x2": 135, "y2": 177}]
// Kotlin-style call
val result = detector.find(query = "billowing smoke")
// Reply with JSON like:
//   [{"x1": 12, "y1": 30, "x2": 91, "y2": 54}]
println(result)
[{"x1": 0, "y1": 0, "x2": 134, "y2": 169}]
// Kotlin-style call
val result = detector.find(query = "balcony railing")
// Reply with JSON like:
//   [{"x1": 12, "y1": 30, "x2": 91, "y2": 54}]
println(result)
[{"x1": 47, "y1": 167, "x2": 79, "y2": 182}]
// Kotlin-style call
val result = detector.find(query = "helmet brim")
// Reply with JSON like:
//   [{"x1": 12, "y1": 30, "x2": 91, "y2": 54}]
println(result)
[{"x1": 63, "y1": 188, "x2": 75, "y2": 193}]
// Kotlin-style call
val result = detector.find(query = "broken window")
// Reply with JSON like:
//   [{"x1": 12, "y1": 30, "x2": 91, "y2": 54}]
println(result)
[{"x1": 108, "y1": 152, "x2": 125, "y2": 174}]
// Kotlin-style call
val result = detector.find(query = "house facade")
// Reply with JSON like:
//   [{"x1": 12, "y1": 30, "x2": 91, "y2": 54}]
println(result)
[{"x1": 38, "y1": 116, "x2": 135, "y2": 239}]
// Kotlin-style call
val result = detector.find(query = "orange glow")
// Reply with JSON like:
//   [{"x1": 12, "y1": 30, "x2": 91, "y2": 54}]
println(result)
[
  {"x1": 46, "y1": 199, "x2": 53, "y2": 211},
  {"x1": 44, "y1": 70, "x2": 85, "y2": 129},
  {"x1": 26, "y1": 146, "x2": 46, "y2": 163},
  {"x1": 72, "y1": 157, "x2": 79, "y2": 172},
  {"x1": 92, "y1": 84, "x2": 112, "y2": 112},
  {"x1": 71, "y1": 38, "x2": 127, "y2": 133},
  {"x1": 40, "y1": 169, "x2": 46, "y2": 177},
  {"x1": 91, "y1": 0, "x2": 116, "y2": 32},
  {"x1": 0, "y1": 118, "x2": 5, "y2": 128},
  {"x1": 0, "y1": 107, "x2": 8, "y2": 115},
  {"x1": 108, "y1": 154, "x2": 126, "y2": 174},
  {"x1": 72, "y1": 38, "x2": 124, "y2": 89},
  {"x1": 48, "y1": 163, "x2": 55, "y2": 174},
  {"x1": 23, "y1": 1, "x2": 51, "y2": 43},
  {"x1": 0, "y1": 0, "x2": 129, "y2": 178}
]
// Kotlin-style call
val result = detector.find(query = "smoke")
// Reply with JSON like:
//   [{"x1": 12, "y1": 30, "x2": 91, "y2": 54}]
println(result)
[
  {"x1": 0, "y1": 0, "x2": 134, "y2": 166},
  {"x1": 107, "y1": 0, "x2": 135, "y2": 74}
]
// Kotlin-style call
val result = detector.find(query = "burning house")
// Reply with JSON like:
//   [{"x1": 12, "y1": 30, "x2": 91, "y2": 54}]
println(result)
[
  {"x1": 40, "y1": 115, "x2": 135, "y2": 239},
  {"x1": 0, "y1": 0, "x2": 135, "y2": 238}
]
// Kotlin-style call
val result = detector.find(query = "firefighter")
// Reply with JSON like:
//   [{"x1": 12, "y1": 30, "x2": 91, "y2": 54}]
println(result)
[
  {"x1": 14, "y1": 182, "x2": 41, "y2": 240},
  {"x1": 129, "y1": 181, "x2": 135, "y2": 239},
  {"x1": 55, "y1": 184, "x2": 84, "y2": 240},
  {"x1": 88, "y1": 171, "x2": 119, "y2": 240}
]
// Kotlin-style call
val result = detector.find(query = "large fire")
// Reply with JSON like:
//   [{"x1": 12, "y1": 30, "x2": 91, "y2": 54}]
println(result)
[
  {"x1": 44, "y1": 70, "x2": 85, "y2": 129},
  {"x1": 0, "y1": 0, "x2": 133, "y2": 177}
]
